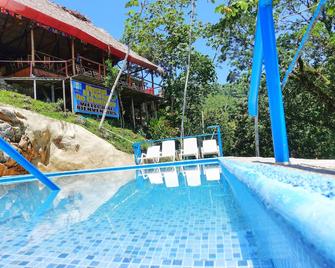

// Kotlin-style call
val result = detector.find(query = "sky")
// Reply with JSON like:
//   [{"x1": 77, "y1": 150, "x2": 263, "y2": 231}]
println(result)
[{"x1": 52, "y1": 0, "x2": 229, "y2": 83}]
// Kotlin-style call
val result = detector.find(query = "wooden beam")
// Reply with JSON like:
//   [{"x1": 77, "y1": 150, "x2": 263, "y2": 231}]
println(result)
[
  {"x1": 70, "y1": 77, "x2": 74, "y2": 113},
  {"x1": 151, "y1": 71, "x2": 154, "y2": 89},
  {"x1": 30, "y1": 28, "x2": 35, "y2": 67},
  {"x1": 71, "y1": 39, "x2": 76, "y2": 76},
  {"x1": 51, "y1": 84, "x2": 55, "y2": 102},
  {"x1": 151, "y1": 101, "x2": 157, "y2": 119},
  {"x1": 33, "y1": 79, "x2": 37, "y2": 99},
  {"x1": 131, "y1": 97, "x2": 136, "y2": 130}
]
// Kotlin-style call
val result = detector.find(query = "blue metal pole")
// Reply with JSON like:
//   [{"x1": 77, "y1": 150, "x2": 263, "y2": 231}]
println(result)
[
  {"x1": 259, "y1": 0, "x2": 289, "y2": 163},
  {"x1": 216, "y1": 126, "x2": 223, "y2": 157},
  {"x1": 0, "y1": 158, "x2": 220, "y2": 185},
  {"x1": 207, "y1": 125, "x2": 223, "y2": 157},
  {"x1": 132, "y1": 142, "x2": 142, "y2": 165},
  {"x1": 281, "y1": 0, "x2": 328, "y2": 90},
  {"x1": 0, "y1": 137, "x2": 60, "y2": 191},
  {"x1": 248, "y1": 13, "x2": 263, "y2": 117}
]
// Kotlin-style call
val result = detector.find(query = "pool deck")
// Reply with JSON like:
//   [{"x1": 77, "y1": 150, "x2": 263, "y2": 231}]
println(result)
[{"x1": 226, "y1": 157, "x2": 335, "y2": 178}]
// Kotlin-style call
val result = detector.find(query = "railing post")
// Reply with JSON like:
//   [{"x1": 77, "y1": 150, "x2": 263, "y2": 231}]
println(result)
[
  {"x1": 71, "y1": 38, "x2": 76, "y2": 76},
  {"x1": 208, "y1": 125, "x2": 223, "y2": 157},
  {"x1": 258, "y1": 0, "x2": 289, "y2": 163},
  {"x1": 132, "y1": 142, "x2": 142, "y2": 165},
  {"x1": 65, "y1": 61, "x2": 68, "y2": 77}
]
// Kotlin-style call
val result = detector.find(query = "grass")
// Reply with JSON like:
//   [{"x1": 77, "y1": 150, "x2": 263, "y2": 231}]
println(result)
[{"x1": 0, "y1": 90, "x2": 145, "y2": 154}]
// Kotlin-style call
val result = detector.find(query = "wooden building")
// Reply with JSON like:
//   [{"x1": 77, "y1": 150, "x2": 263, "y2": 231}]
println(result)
[{"x1": 0, "y1": 0, "x2": 163, "y2": 129}]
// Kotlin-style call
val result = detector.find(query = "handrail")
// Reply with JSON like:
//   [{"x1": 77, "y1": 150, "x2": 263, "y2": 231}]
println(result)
[
  {"x1": 0, "y1": 137, "x2": 60, "y2": 191},
  {"x1": 133, "y1": 126, "x2": 224, "y2": 164},
  {"x1": 0, "y1": 158, "x2": 219, "y2": 185},
  {"x1": 0, "y1": 60, "x2": 71, "y2": 63}
]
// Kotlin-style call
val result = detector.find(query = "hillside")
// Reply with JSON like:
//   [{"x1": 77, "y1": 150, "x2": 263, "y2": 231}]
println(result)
[{"x1": 0, "y1": 90, "x2": 144, "y2": 154}]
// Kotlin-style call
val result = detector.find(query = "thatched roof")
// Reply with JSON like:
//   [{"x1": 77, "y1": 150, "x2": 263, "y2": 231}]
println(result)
[{"x1": 1, "y1": 0, "x2": 163, "y2": 73}]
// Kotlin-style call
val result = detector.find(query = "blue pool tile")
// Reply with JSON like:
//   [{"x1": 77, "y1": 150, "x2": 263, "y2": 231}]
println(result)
[
  {"x1": 114, "y1": 257, "x2": 123, "y2": 263},
  {"x1": 123, "y1": 258, "x2": 131, "y2": 263},
  {"x1": 204, "y1": 260, "x2": 214, "y2": 267},
  {"x1": 194, "y1": 260, "x2": 203, "y2": 266},
  {"x1": 172, "y1": 259, "x2": 182, "y2": 265},
  {"x1": 58, "y1": 253, "x2": 69, "y2": 258}
]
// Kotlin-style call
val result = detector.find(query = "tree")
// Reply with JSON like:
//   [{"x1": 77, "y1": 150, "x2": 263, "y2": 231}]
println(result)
[
  {"x1": 124, "y1": 0, "x2": 217, "y2": 137},
  {"x1": 205, "y1": 0, "x2": 335, "y2": 158}
]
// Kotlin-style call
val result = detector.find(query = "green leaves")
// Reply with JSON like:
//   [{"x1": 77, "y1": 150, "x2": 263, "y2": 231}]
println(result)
[{"x1": 125, "y1": 0, "x2": 139, "y2": 8}]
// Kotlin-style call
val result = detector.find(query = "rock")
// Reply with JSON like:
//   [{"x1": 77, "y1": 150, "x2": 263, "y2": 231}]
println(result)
[
  {"x1": 0, "y1": 105, "x2": 133, "y2": 176},
  {"x1": 0, "y1": 108, "x2": 23, "y2": 125},
  {"x1": 0, "y1": 151, "x2": 9, "y2": 163},
  {"x1": 18, "y1": 135, "x2": 29, "y2": 151},
  {"x1": 0, "y1": 163, "x2": 7, "y2": 176},
  {"x1": 75, "y1": 116, "x2": 86, "y2": 125}
]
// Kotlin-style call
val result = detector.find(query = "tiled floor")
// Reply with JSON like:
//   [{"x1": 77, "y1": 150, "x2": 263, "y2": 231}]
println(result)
[{"x1": 0, "y1": 171, "x2": 273, "y2": 268}]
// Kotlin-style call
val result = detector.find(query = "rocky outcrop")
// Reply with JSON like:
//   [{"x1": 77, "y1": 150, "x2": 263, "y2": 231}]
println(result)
[{"x1": 0, "y1": 105, "x2": 133, "y2": 176}]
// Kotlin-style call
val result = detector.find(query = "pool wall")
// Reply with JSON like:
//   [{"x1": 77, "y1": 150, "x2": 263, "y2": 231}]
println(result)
[{"x1": 220, "y1": 159, "x2": 335, "y2": 266}]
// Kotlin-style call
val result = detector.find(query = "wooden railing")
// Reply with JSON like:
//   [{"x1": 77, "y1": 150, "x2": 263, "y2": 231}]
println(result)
[
  {"x1": 75, "y1": 56, "x2": 106, "y2": 80},
  {"x1": 0, "y1": 57, "x2": 163, "y2": 97},
  {"x1": 0, "y1": 59, "x2": 72, "y2": 77}
]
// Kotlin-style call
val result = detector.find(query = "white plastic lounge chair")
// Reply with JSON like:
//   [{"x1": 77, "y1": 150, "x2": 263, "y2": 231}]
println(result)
[
  {"x1": 180, "y1": 138, "x2": 199, "y2": 159},
  {"x1": 204, "y1": 165, "x2": 221, "y2": 181},
  {"x1": 162, "y1": 167, "x2": 179, "y2": 188},
  {"x1": 143, "y1": 168, "x2": 164, "y2": 184},
  {"x1": 160, "y1": 140, "x2": 176, "y2": 162},
  {"x1": 183, "y1": 165, "x2": 201, "y2": 187},
  {"x1": 201, "y1": 139, "x2": 219, "y2": 158},
  {"x1": 140, "y1": 145, "x2": 160, "y2": 164}
]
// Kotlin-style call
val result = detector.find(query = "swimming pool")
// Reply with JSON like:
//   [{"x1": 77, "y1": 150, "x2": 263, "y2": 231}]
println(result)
[{"x1": 0, "y1": 161, "x2": 334, "y2": 268}]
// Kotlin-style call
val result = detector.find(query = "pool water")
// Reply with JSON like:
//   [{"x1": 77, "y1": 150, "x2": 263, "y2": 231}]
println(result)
[{"x1": 0, "y1": 165, "x2": 331, "y2": 268}]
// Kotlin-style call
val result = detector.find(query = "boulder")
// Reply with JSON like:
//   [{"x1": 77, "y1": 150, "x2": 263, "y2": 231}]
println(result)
[{"x1": 0, "y1": 105, "x2": 133, "y2": 176}]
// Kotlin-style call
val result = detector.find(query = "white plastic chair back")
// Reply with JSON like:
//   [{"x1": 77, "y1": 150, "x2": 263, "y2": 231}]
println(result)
[
  {"x1": 161, "y1": 140, "x2": 176, "y2": 158},
  {"x1": 183, "y1": 138, "x2": 198, "y2": 156},
  {"x1": 202, "y1": 139, "x2": 218, "y2": 155},
  {"x1": 146, "y1": 146, "x2": 160, "y2": 158}
]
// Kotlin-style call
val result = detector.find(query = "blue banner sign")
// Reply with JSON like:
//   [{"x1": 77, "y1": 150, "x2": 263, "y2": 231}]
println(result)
[{"x1": 71, "y1": 80, "x2": 119, "y2": 118}]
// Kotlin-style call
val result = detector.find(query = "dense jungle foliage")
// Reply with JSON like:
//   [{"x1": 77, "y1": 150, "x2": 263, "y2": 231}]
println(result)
[{"x1": 123, "y1": 0, "x2": 335, "y2": 158}]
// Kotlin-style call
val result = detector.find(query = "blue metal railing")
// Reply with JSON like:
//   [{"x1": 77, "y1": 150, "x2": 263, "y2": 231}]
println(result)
[
  {"x1": 0, "y1": 137, "x2": 60, "y2": 191},
  {"x1": 133, "y1": 125, "x2": 224, "y2": 164},
  {"x1": 0, "y1": 158, "x2": 219, "y2": 186}
]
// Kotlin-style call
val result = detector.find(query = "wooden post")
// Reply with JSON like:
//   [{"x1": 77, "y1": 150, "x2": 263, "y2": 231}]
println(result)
[
  {"x1": 71, "y1": 39, "x2": 76, "y2": 76},
  {"x1": 151, "y1": 71, "x2": 154, "y2": 89},
  {"x1": 102, "y1": 54, "x2": 106, "y2": 78},
  {"x1": 131, "y1": 97, "x2": 136, "y2": 130},
  {"x1": 30, "y1": 28, "x2": 35, "y2": 67},
  {"x1": 51, "y1": 84, "x2": 55, "y2": 102},
  {"x1": 62, "y1": 79, "x2": 66, "y2": 111},
  {"x1": 33, "y1": 79, "x2": 37, "y2": 100},
  {"x1": 144, "y1": 103, "x2": 149, "y2": 121},
  {"x1": 151, "y1": 101, "x2": 157, "y2": 119},
  {"x1": 201, "y1": 111, "x2": 205, "y2": 133},
  {"x1": 70, "y1": 77, "x2": 74, "y2": 113}
]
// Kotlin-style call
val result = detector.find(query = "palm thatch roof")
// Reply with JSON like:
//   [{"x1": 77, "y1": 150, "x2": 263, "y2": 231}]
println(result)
[{"x1": 1, "y1": 0, "x2": 163, "y2": 73}]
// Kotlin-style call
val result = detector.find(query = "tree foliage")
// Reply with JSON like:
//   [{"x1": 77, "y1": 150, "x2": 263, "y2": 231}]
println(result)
[
  {"x1": 124, "y1": 0, "x2": 335, "y2": 158},
  {"x1": 124, "y1": 0, "x2": 218, "y2": 136}
]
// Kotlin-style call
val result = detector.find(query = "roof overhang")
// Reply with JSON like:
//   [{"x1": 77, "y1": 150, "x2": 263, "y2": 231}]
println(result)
[{"x1": 0, "y1": 0, "x2": 163, "y2": 74}]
